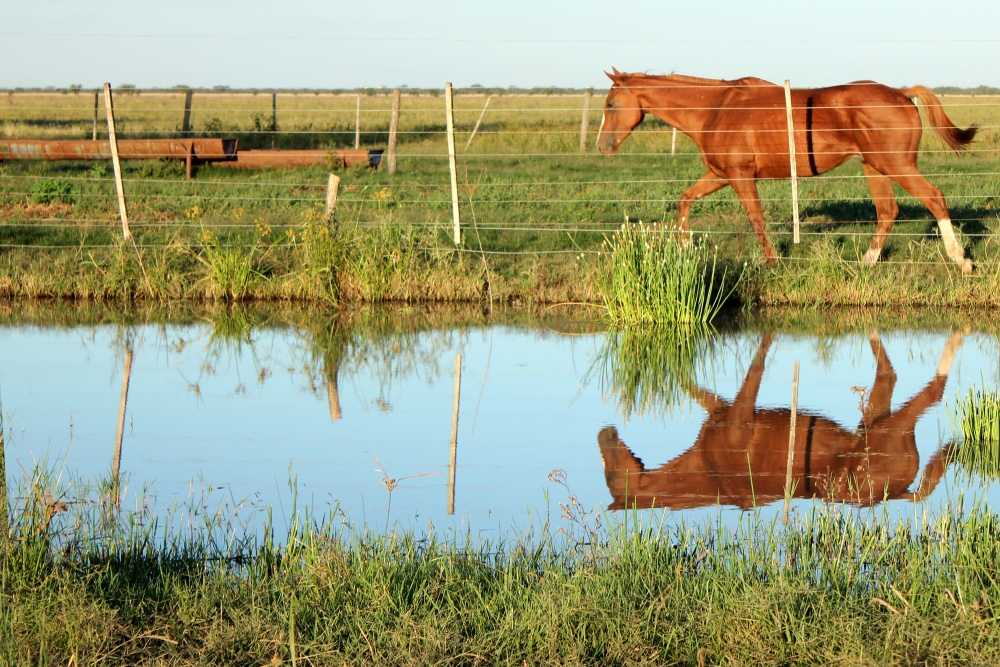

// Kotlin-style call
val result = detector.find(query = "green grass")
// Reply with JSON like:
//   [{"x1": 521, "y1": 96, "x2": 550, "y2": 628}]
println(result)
[
  {"x1": 4, "y1": 460, "x2": 1000, "y2": 665},
  {"x1": 948, "y1": 386, "x2": 1000, "y2": 479},
  {"x1": 594, "y1": 220, "x2": 737, "y2": 325}
]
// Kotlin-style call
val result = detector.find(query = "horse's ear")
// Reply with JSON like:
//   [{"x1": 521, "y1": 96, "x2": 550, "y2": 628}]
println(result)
[{"x1": 606, "y1": 68, "x2": 624, "y2": 85}]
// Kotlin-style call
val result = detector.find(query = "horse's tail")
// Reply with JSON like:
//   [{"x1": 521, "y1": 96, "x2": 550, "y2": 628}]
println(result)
[{"x1": 902, "y1": 86, "x2": 979, "y2": 151}]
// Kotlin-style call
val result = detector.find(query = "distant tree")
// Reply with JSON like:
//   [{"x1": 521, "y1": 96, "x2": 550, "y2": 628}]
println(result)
[{"x1": 932, "y1": 85, "x2": 1000, "y2": 96}]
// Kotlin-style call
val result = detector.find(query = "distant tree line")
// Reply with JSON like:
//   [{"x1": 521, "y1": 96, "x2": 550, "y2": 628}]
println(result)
[{"x1": 931, "y1": 85, "x2": 1000, "y2": 95}]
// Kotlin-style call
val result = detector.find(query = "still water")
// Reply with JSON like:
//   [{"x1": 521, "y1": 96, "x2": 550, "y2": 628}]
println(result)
[{"x1": 1, "y1": 306, "x2": 997, "y2": 533}]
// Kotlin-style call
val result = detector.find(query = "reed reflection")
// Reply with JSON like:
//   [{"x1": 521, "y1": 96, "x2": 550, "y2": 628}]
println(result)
[{"x1": 599, "y1": 331, "x2": 963, "y2": 510}]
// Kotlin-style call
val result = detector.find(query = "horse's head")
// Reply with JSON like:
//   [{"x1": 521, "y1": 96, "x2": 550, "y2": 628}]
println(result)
[{"x1": 597, "y1": 68, "x2": 644, "y2": 157}]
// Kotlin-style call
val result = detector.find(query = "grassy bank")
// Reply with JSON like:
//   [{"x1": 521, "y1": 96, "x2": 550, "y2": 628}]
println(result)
[
  {"x1": 3, "y1": 467, "x2": 1000, "y2": 666},
  {"x1": 1, "y1": 92, "x2": 999, "y2": 307}
]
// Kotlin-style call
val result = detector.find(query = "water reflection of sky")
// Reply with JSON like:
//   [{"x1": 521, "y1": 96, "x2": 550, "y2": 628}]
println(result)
[{"x1": 2, "y1": 322, "x2": 998, "y2": 534}]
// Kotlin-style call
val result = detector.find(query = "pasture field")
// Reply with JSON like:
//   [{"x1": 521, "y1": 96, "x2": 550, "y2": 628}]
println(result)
[{"x1": 1, "y1": 90, "x2": 999, "y2": 306}]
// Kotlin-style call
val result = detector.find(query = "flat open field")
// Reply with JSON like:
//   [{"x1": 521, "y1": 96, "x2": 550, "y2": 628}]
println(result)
[{"x1": 1, "y1": 90, "x2": 999, "y2": 305}]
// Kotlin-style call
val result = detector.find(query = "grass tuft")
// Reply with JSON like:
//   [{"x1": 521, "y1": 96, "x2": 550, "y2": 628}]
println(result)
[
  {"x1": 948, "y1": 385, "x2": 1000, "y2": 478},
  {"x1": 197, "y1": 229, "x2": 259, "y2": 300},
  {"x1": 594, "y1": 220, "x2": 736, "y2": 325}
]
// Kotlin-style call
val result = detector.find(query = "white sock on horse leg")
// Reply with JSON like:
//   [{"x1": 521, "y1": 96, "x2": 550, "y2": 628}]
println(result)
[
  {"x1": 937, "y1": 218, "x2": 973, "y2": 273},
  {"x1": 862, "y1": 246, "x2": 881, "y2": 266},
  {"x1": 936, "y1": 219, "x2": 964, "y2": 261},
  {"x1": 936, "y1": 332, "x2": 963, "y2": 376}
]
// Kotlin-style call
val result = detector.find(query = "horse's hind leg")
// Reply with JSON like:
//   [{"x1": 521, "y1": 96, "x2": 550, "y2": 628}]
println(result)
[
  {"x1": 728, "y1": 173, "x2": 778, "y2": 265},
  {"x1": 677, "y1": 172, "x2": 729, "y2": 236},
  {"x1": 861, "y1": 164, "x2": 899, "y2": 266},
  {"x1": 883, "y1": 165, "x2": 973, "y2": 274}
]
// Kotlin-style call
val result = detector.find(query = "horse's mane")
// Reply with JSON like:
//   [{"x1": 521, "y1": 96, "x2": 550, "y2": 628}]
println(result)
[{"x1": 622, "y1": 72, "x2": 774, "y2": 88}]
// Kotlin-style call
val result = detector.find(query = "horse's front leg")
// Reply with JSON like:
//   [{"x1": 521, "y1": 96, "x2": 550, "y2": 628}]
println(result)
[
  {"x1": 677, "y1": 173, "x2": 730, "y2": 240},
  {"x1": 861, "y1": 163, "x2": 899, "y2": 266},
  {"x1": 727, "y1": 172, "x2": 778, "y2": 265}
]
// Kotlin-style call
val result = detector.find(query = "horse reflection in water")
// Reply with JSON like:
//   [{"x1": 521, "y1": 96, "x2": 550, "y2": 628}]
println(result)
[{"x1": 599, "y1": 332, "x2": 963, "y2": 510}]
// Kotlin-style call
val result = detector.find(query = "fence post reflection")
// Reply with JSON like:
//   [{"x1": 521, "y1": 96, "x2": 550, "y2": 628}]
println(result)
[
  {"x1": 327, "y1": 375, "x2": 342, "y2": 422},
  {"x1": 0, "y1": 396, "x2": 7, "y2": 552},
  {"x1": 448, "y1": 354, "x2": 462, "y2": 515},
  {"x1": 112, "y1": 345, "x2": 133, "y2": 483},
  {"x1": 782, "y1": 361, "x2": 800, "y2": 524}
]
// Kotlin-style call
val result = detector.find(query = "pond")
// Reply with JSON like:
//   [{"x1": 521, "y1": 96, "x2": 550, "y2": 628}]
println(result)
[{"x1": 1, "y1": 304, "x2": 997, "y2": 535}]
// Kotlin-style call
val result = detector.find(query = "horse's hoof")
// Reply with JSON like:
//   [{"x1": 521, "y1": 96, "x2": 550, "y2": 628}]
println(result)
[{"x1": 962, "y1": 259, "x2": 974, "y2": 275}]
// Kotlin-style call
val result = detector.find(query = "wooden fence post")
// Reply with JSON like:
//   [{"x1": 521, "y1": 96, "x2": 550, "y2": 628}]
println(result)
[
  {"x1": 784, "y1": 80, "x2": 800, "y2": 244},
  {"x1": 579, "y1": 91, "x2": 592, "y2": 152},
  {"x1": 92, "y1": 91, "x2": 99, "y2": 140},
  {"x1": 671, "y1": 127, "x2": 677, "y2": 155},
  {"x1": 271, "y1": 92, "x2": 277, "y2": 149},
  {"x1": 324, "y1": 173, "x2": 340, "y2": 229},
  {"x1": 465, "y1": 95, "x2": 493, "y2": 150},
  {"x1": 782, "y1": 361, "x2": 800, "y2": 524},
  {"x1": 448, "y1": 353, "x2": 462, "y2": 515},
  {"x1": 445, "y1": 83, "x2": 461, "y2": 245},
  {"x1": 386, "y1": 88, "x2": 401, "y2": 175},
  {"x1": 354, "y1": 95, "x2": 361, "y2": 149},
  {"x1": 112, "y1": 345, "x2": 134, "y2": 482},
  {"x1": 103, "y1": 83, "x2": 132, "y2": 241},
  {"x1": 181, "y1": 89, "x2": 193, "y2": 137},
  {"x1": 185, "y1": 141, "x2": 195, "y2": 181}
]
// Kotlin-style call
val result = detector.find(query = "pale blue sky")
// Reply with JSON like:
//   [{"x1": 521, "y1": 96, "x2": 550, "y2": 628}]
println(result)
[{"x1": 3, "y1": 0, "x2": 1000, "y2": 89}]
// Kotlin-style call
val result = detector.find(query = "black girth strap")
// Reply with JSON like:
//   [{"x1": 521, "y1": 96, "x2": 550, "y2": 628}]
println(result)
[{"x1": 805, "y1": 96, "x2": 819, "y2": 177}]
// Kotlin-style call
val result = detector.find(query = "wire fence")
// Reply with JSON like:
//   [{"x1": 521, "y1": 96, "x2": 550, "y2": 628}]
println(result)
[{"x1": 1, "y1": 83, "x2": 999, "y2": 268}]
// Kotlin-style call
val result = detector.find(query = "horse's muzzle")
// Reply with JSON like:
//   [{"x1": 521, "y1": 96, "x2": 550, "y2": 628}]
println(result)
[{"x1": 597, "y1": 135, "x2": 618, "y2": 156}]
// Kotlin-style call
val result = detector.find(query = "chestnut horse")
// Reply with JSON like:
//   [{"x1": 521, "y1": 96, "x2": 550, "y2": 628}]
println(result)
[
  {"x1": 598, "y1": 331, "x2": 963, "y2": 510},
  {"x1": 596, "y1": 70, "x2": 978, "y2": 273}
]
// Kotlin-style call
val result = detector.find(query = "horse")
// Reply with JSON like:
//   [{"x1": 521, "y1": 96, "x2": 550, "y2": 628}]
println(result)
[
  {"x1": 597, "y1": 331, "x2": 963, "y2": 510},
  {"x1": 596, "y1": 70, "x2": 978, "y2": 274}
]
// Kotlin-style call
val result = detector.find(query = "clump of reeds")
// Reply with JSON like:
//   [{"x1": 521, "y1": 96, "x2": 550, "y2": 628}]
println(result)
[
  {"x1": 197, "y1": 229, "x2": 259, "y2": 300},
  {"x1": 594, "y1": 220, "x2": 736, "y2": 325},
  {"x1": 948, "y1": 385, "x2": 1000, "y2": 478}
]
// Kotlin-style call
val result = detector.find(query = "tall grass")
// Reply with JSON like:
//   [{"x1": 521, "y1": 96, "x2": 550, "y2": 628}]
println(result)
[
  {"x1": 594, "y1": 221, "x2": 737, "y2": 325},
  {"x1": 196, "y1": 230, "x2": 259, "y2": 300},
  {"x1": 948, "y1": 385, "x2": 1000, "y2": 478},
  {"x1": 5, "y1": 465, "x2": 1000, "y2": 665}
]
